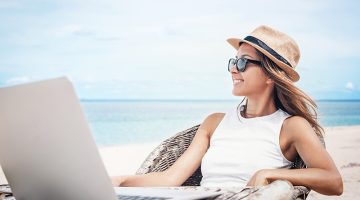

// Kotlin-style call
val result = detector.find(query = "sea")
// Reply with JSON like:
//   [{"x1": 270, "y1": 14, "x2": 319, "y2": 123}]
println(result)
[{"x1": 81, "y1": 100, "x2": 360, "y2": 147}]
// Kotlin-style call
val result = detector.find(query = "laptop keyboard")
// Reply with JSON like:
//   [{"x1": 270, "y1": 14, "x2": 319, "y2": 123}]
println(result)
[{"x1": 117, "y1": 195, "x2": 170, "y2": 200}]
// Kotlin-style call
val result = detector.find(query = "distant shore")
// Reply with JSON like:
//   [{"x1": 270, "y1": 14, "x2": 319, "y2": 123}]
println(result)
[{"x1": 1, "y1": 125, "x2": 359, "y2": 199}]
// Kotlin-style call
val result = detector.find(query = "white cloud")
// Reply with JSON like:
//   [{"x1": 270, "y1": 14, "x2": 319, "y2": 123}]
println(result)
[
  {"x1": 5, "y1": 76, "x2": 33, "y2": 85},
  {"x1": 345, "y1": 82, "x2": 355, "y2": 91},
  {"x1": 52, "y1": 24, "x2": 95, "y2": 37}
]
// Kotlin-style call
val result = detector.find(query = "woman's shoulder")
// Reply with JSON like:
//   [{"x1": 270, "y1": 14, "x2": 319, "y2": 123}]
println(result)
[
  {"x1": 204, "y1": 112, "x2": 226, "y2": 128},
  {"x1": 282, "y1": 115, "x2": 315, "y2": 141},
  {"x1": 201, "y1": 112, "x2": 226, "y2": 138},
  {"x1": 207, "y1": 112, "x2": 226, "y2": 118},
  {"x1": 283, "y1": 115, "x2": 311, "y2": 130}
]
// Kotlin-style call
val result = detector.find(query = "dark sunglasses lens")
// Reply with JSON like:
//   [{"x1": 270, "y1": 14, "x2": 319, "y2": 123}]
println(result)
[
  {"x1": 236, "y1": 58, "x2": 247, "y2": 72},
  {"x1": 228, "y1": 58, "x2": 236, "y2": 72}
]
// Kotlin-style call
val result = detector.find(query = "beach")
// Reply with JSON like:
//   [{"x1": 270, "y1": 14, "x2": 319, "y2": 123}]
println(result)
[
  {"x1": 1, "y1": 125, "x2": 359, "y2": 199},
  {"x1": 307, "y1": 126, "x2": 360, "y2": 200}
]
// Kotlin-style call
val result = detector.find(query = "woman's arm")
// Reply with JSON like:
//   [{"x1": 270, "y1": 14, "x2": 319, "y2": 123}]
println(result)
[
  {"x1": 111, "y1": 113, "x2": 225, "y2": 187},
  {"x1": 111, "y1": 171, "x2": 174, "y2": 187},
  {"x1": 247, "y1": 116, "x2": 343, "y2": 196}
]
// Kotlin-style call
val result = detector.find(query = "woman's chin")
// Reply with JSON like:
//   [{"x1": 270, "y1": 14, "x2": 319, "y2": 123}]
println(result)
[{"x1": 232, "y1": 89, "x2": 245, "y2": 96}]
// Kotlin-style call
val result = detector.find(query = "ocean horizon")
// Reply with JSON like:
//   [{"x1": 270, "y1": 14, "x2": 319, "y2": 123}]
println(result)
[{"x1": 80, "y1": 99, "x2": 360, "y2": 147}]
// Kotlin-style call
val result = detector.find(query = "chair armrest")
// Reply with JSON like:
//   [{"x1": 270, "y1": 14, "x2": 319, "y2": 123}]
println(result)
[
  {"x1": 136, "y1": 124, "x2": 201, "y2": 175},
  {"x1": 292, "y1": 186, "x2": 310, "y2": 200}
]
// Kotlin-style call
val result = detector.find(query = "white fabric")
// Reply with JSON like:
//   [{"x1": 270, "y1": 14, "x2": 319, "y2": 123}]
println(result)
[{"x1": 200, "y1": 102, "x2": 293, "y2": 187}]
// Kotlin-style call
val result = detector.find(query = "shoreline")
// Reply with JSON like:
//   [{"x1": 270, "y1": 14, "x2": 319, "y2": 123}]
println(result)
[{"x1": 1, "y1": 125, "x2": 360, "y2": 199}]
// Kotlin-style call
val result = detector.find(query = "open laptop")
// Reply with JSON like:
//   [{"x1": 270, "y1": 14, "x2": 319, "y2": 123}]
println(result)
[{"x1": 0, "y1": 77, "x2": 222, "y2": 200}]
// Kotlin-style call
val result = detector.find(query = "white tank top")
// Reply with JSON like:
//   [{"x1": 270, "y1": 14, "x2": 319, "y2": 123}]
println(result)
[{"x1": 200, "y1": 102, "x2": 293, "y2": 187}]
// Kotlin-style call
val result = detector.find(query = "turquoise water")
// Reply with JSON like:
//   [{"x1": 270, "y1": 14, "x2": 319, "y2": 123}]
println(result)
[{"x1": 81, "y1": 100, "x2": 360, "y2": 147}]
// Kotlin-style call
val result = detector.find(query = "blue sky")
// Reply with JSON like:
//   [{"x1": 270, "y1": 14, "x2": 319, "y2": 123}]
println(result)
[{"x1": 0, "y1": 0, "x2": 359, "y2": 100}]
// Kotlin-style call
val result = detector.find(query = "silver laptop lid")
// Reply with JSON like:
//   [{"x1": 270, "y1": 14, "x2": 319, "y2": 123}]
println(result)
[{"x1": 0, "y1": 77, "x2": 117, "y2": 200}]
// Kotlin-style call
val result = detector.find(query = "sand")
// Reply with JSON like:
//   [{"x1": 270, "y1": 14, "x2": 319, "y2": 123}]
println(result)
[
  {"x1": 307, "y1": 126, "x2": 360, "y2": 199},
  {"x1": 1, "y1": 126, "x2": 359, "y2": 199}
]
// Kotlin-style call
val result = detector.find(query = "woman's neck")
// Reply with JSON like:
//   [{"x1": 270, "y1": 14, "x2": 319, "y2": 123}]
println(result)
[{"x1": 243, "y1": 97, "x2": 277, "y2": 118}]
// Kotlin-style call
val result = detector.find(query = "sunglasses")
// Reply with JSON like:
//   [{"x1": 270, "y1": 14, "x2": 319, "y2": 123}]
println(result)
[{"x1": 227, "y1": 57, "x2": 262, "y2": 72}]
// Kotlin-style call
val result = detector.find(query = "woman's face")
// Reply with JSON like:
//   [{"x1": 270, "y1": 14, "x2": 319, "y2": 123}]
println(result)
[{"x1": 230, "y1": 43, "x2": 271, "y2": 97}]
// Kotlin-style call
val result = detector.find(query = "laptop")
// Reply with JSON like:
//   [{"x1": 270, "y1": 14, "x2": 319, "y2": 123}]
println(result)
[{"x1": 0, "y1": 77, "x2": 222, "y2": 200}]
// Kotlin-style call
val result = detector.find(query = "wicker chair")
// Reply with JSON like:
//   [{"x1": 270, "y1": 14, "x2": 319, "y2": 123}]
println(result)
[{"x1": 136, "y1": 124, "x2": 325, "y2": 200}]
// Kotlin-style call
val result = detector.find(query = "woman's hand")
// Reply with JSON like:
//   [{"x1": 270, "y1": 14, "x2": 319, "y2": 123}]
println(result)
[
  {"x1": 246, "y1": 169, "x2": 271, "y2": 187},
  {"x1": 111, "y1": 176, "x2": 126, "y2": 187}
]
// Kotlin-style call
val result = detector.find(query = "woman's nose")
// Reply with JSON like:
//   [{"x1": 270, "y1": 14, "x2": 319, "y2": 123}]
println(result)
[{"x1": 229, "y1": 65, "x2": 239, "y2": 74}]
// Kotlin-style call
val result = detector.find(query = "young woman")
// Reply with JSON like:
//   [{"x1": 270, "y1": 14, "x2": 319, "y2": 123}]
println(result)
[{"x1": 111, "y1": 25, "x2": 343, "y2": 196}]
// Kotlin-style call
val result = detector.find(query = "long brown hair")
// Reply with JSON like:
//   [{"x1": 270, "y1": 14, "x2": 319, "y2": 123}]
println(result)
[{"x1": 254, "y1": 50, "x2": 325, "y2": 137}]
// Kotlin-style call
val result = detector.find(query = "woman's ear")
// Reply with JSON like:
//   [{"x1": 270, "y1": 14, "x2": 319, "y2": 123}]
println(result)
[{"x1": 266, "y1": 78, "x2": 274, "y2": 85}]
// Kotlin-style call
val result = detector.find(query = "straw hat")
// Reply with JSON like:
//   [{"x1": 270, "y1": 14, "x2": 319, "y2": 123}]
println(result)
[{"x1": 227, "y1": 25, "x2": 301, "y2": 82}]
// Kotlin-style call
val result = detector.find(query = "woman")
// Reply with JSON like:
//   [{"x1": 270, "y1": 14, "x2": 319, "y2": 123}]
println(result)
[{"x1": 111, "y1": 25, "x2": 343, "y2": 196}]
